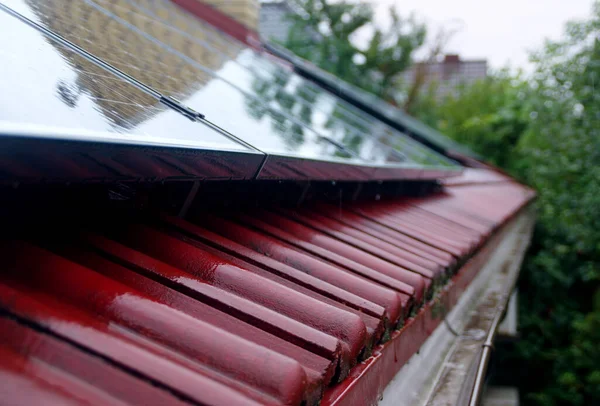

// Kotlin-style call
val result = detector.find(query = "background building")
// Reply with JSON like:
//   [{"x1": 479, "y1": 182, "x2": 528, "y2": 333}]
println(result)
[
  {"x1": 401, "y1": 54, "x2": 488, "y2": 99},
  {"x1": 259, "y1": 0, "x2": 295, "y2": 42}
]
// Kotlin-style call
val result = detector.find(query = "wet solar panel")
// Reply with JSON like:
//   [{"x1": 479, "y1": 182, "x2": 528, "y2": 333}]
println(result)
[
  {"x1": 119, "y1": 0, "x2": 459, "y2": 168},
  {"x1": 235, "y1": 51, "x2": 458, "y2": 167},
  {"x1": 2, "y1": 0, "x2": 357, "y2": 163},
  {"x1": 0, "y1": 0, "x2": 462, "y2": 182},
  {"x1": 266, "y1": 43, "x2": 478, "y2": 159},
  {"x1": 0, "y1": 2, "x2": 253, "y2": 152}
]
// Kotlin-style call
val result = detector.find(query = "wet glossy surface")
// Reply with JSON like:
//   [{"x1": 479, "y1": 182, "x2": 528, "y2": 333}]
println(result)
[
  {"x1": 1, "y1": 0, "x2": 460, "y2": 173},
  {"x1": 0, "y1": 169, "x2": 535, "y2": 405},
  {"x1": 0, "y1": 4, "x2": 253, "y2": 152},
  {"x1": 1, "y1": 0, "x2": 356, "y2": 162},
  {"x1": 0, "y1": 2, "x2": 533, "y2": 404},
  {"x1": 124, "y1": 0, "x2": 458, "y2": 167},
  {"x1": 267, "y1": 43, "x2": 476, "y2": 159},
  {"x1": 236, "y1": 51, "x2": 457, "y2": 167}
]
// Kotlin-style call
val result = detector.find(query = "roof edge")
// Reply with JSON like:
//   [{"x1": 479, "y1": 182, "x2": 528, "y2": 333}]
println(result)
[{"x1": 320, "y1": 202, "x2": 536, "y2": 406}]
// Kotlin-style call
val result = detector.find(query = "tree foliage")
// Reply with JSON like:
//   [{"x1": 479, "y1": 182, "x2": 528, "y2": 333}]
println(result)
[
  {"x1": 412, "y1": 72, "x2": 531, "y2": 168},
  {"x1": 414, "y1": 3, "x2": 600, "y2": 404},
  {"x1": 284, "y1": 0, "x2": 425, "y2": 102}
]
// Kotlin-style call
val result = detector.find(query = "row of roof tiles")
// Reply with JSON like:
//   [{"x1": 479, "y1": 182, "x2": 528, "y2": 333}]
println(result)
[{"x1": 0, "y1": 172, "x2": 534, "y2": 405}]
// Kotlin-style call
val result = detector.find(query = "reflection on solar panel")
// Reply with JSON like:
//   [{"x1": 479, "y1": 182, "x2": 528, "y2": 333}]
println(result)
[
  {"x1": 0, "y1": 0, "x2": 462, "y2": 182},
  {"x1": 266, "y1": 43, "x2": 478, "y2": 159},
  {"x1": 119, "y1": 0, "x2": 460, "y2": 168},
  {"x1": 237, "y1": 51, "x2": 456, "y2": 166},
  {"x1": 0, "y1": 5, "x2": 252, "y2": 151}
]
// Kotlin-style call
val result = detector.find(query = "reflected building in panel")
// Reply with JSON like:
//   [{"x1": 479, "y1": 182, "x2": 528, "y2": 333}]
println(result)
[
  {"x1": 259, "y1": 0, "x2": 294, "y2": 43},
  {"x1": 26, "y1": 0, "x2": 242, "y2": 128}
]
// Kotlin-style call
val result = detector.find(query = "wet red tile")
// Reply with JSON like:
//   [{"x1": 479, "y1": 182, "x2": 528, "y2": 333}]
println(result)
[{"x1": 0, "y1": 168, "x2": 535, "y2": 406}]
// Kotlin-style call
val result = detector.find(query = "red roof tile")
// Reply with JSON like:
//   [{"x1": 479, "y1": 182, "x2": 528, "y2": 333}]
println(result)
[{"x1": 0, "y1": 170, "x2": 535, "y2": 405}]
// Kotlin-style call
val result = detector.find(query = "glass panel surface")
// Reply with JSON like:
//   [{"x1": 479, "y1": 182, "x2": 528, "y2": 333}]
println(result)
[
  {"x1": 0, "y1": 3, "x2": 253, "y2": 151},
  {"x1": 2, "y1": 0, "x2": 355, "y2": 161},
  {"x1": 2, "y1": 0, "x2": 459, "y2": 169},
  {"x1": 85, "y1": 0, "x2": 457, "y2": 167}
]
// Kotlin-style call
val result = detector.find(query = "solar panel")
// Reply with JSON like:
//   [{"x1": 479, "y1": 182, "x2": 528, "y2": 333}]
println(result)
[
  {"x1": 0, "y1": 3, "x2": 269, "y2": 182},
  {"x1": 116, "y1": 0, "x2": 461, "y2": 170},
  {"x1": 0, "y1": 1, "x2": 256, "y2": 153},
  {"x1": 0, "y1": 0, "x2": 462, "y2": 182},
  {"x1": 237, "y1": 52, "x2": 458, "y2": 167},
  {"x1": 2, "y1": 0, "x2": 356, "y2": 164},
  {"x1": 265, "y1": 43, "x2": 478, "y2": 159}
]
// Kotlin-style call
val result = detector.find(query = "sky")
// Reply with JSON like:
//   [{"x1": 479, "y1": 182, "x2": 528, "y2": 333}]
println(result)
[{"x1": 363, "y1": 0, "x2": 595, "y2": 69}]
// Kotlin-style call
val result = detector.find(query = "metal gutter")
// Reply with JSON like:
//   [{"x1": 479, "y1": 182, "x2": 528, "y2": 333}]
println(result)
[
  {"x1": 467, "y1": 235, "x2": 531, "y2": 406},
  {"x1": 373, "y1": 205, "x2": 534, "y2": 406},
  {"x1": 426, "y1": 206, "x2": 535, "y2": 406},
  {"x1": 318, "y1": 193, "x2": 535, "y2": 405},
  {"x1": 468, "y1": 308, "x2": 503, "y2": 406}
]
